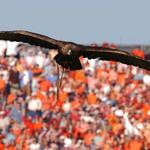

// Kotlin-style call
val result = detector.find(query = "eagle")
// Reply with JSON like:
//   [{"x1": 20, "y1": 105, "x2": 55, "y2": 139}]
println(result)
[{"x1": 0, "y1": 30, "x2": 150, "y2": 71}]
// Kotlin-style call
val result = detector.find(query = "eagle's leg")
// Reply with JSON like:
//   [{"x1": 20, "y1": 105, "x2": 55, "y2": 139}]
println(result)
[{"x1": 56, "y1": 64, "x2": 65, "y2": 100}]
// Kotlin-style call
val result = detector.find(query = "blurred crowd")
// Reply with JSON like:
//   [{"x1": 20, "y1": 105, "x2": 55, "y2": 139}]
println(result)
[{"x1": 0, "y1": 41, "x2": 150, "y2": 150}]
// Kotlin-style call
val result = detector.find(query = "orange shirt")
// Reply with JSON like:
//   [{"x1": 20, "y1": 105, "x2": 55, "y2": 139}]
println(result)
[
  {"x1": 23, "y1": 118, "x2": 34, "y2": 134},
  {"x1": 0, "y1": 79, "x2": 5, "y2": 91},
  {"x1": 59, "y1": 92, "x2": 67, "y2": 102},
  {"x1": 34, "y1": 121, "x2": 42, "y2": 131},
  {"x1": 96, "y1": 68, "x2": 108, "y2": 79},
  {"x1": 0, "y1": 143, "x2": 4, "y2": 150},
  {"x1": 107, "y1": 113, "x2": 117, "y2": 126},
  {"x1": 68, "y1": 71, "x2": 76, "y2": 78},
  {"x1": 103, "y1": 144, "x2": 111, "y2": 150},
  {"x1": 43, "y1": 99, "x2": 51, "y2": 110},
  {"x1": 39, "y1": 80, "x2": 51, "y2": 92},
  {"x1": 142, "y1": 104, "x2": 150, "y2": 119},
  {"x1": 83, "y1": 132, "x2": 95, "y2": 145},
  {"x1": 74, "y1": 70, "x2": 86, "y2": 83},
  {"x1": 87, "y1": 93, "x2": 97, "y2": 105},
  {"x1": 129, "y1": 140, "x2": 143, "y2": 150},
  {"x1": 71, "y1": 100, "x2": 81, "y2": 110},
  {"x1": 117, "y1": 73, "x2": 126, "y2": 86},
  {"x1": 76, "y1": 86, "x2": 84, "y2": 95},
  {"x1": 55, "y1": 99, "x2": 64, "y2": 108},
  {"x1": 36, "y1": 91, "x2": 47, "y2": 102},
  {"x1": 7, "y1": 93, "x2": 16, "y2": 104},
  {"x1": 112, "y1": 123, "x2": 123, "y2": 134},
  {"x1": 32, "y1": 68, "x2": 43, "y2": 75}
]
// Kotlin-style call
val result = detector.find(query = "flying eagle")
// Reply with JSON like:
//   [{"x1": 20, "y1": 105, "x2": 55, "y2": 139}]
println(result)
[{"x1": 0, "y1": 30, "x2": 150, "y2": 71}]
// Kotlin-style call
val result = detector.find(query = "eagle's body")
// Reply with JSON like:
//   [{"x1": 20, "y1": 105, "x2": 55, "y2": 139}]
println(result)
[{"x1": 0, "y1": 30, "x2": 150, "y2": 71}]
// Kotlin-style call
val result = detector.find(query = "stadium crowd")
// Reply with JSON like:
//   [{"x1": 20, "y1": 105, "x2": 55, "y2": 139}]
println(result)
[{"x1": 0, "y1": 41, "x2": 150, "y2": 150}]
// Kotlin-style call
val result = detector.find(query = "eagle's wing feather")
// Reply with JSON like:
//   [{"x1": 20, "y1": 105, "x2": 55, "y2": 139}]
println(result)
[
  {"x1": 76, "y1": 45, "x2": 150, "y2": 70},
  {"x1": 0, "y1": 30, "x2": 65, "y2": 49}
]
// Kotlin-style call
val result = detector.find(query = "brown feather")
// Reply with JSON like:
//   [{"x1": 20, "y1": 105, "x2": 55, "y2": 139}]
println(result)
[
  {"x1": 0, "y1": 30, "x2": 150, "y2": 71},
  {"x1": 79, "y1": 47, "x2": 150, "y2": 70},
  {"x1": 0, "y1": 30, "x2": 65, "y2": 50}
]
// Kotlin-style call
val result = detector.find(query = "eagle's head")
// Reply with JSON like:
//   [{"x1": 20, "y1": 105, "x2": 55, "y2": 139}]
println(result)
[{"x1": 61, "y1": 43, "x2": 78, "y2": 55}]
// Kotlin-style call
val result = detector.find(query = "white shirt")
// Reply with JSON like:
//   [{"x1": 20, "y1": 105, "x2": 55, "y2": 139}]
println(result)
[
  {"x1": 29, "y1": 143, "x2": 40, "y2": 150},
  {"x1": 22, "y1": 70, "x2": 30, "y2": 86},
  {"x1": 143, "y1": 74, "x2": 150, "y2": 85},
  {"x1": 28, "y1": 98, "x2": 42, "y2": 111},
  {"x1": 123, "y1": 112, "x2": 140, "y2": 136},
  {"x1": 0, "y1": 116, "x2": 10, "y2": 129},
  {"x1": 25, "y1": 56, "x2": 35, "y2": 66},
  {"x1": 6, "y1": 41, "x2": 20, "y2": 56},
  {"x1": 8, "y1": 57, "x2": 17, "y2": 66},
  {"x1": 35, "y1": 55, "x2": 44, "y2": 68},
  {"x1": 62, "y1": 102, "x2": 71, "y2": 113},
  {"x1": 0, "y1": 70, "x2": 9, "y2": 83},
  {"x1": 0, "y1": 40, "x2": 7, "y2": 56}
]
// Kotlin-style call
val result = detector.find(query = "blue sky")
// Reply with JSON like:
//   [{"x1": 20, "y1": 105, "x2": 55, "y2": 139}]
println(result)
[{"x1": 0, "y1": 0, "x2": 150, "y2": 44}]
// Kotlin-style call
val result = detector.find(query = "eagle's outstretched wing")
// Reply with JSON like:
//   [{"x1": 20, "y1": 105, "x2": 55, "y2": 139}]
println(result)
[
  {"x1": 75, "y1": 45, "x2": 150, "y2": 71},
  {"x1": 0, "y1": 30, "x2": 66, "y2": 50},
  {"x1": 0, "y1": 30, "x2": 150, "y2": 71}
]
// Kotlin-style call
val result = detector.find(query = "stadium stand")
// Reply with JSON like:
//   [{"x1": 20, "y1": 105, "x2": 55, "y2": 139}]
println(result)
[{"x1": 0, "y1": 41, "x2": 150, "y2": 149}]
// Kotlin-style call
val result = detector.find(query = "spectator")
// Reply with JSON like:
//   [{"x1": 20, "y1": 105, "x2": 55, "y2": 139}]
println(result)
[
  {"x1": 9, "y1": 66, "x2": 20, "y2": 93},
  {"x1": 20, "y1": 67, "x2": 31, "y2": 96}
]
